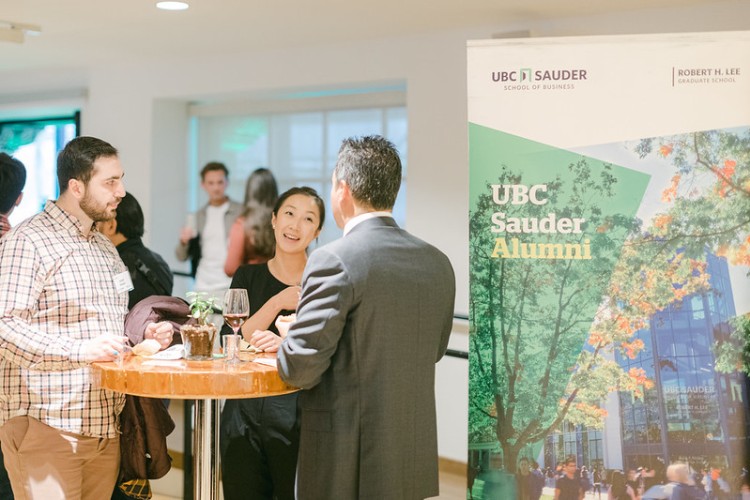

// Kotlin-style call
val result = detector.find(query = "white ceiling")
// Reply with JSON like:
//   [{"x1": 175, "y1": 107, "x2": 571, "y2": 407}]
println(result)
[{"x1": 0, "y1": 0, "x2": 730, "y2": 75}]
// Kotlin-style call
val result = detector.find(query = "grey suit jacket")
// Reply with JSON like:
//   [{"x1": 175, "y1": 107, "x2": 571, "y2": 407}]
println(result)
[
  {"x1": 277, "y1": 216, "x2": 455, "y2": 500},
  {"x1": 174, "y1": 199, "x2": 243, "y2": 262}
]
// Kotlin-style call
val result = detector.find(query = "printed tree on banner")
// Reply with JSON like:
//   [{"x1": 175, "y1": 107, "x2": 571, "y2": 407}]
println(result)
[
  {"x1": 634, "y1": 127, "x2": 750, "y2": 375},
  {"x1": 469, "y1": 158, "x2": 711, "y2": 472}
]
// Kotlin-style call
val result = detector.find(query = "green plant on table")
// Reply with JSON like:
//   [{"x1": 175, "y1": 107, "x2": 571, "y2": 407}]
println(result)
[{"x1": 186, "y1": 291, "x2": 216, "y2": 326}]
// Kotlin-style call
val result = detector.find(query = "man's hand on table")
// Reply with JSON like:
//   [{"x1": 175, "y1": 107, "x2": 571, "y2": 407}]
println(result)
[{"x1": 249, "y1": 330, "x2": 282, "y2": 352}]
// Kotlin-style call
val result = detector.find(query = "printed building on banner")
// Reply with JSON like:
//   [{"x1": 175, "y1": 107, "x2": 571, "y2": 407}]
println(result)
[{"x1": 543, "y1": 252, "x2": 748, "y2": 472}]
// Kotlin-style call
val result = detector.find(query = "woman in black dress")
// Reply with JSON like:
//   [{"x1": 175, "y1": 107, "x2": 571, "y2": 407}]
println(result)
[{"x1": 220, "y1": 187, "x2": 325, "y2": 500}]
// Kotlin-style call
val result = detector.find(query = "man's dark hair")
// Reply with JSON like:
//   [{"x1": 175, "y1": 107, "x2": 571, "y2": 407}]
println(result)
[
  {"x1": 115, "y1": 192, "x2": 145, "y2": 240},
  {"x1": 0, "y1": 153, "x2": 26, "y2": 214},
  {"x1": 333, "y1": 135, "x2": 402, "y2": 211},
  {"x1": 57, "y1": 136, "x2": 118, "y2": 194},
  {"x1": 200, "y1": 161, "x2": 229, "y2": 180}
]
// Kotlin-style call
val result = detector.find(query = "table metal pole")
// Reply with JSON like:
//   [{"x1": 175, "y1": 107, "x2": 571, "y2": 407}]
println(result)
[
  {"x1": 183, "y1": 399, "x2": 194, "y2": 500},
  {"x1": 193, "y1": 398, "x2": 221, "y2": 500}
]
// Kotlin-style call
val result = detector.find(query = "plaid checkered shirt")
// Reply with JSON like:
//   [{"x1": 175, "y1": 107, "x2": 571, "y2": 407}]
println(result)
[{"x1": 0, "y1": 201, "x2": 127, "y2": 438}]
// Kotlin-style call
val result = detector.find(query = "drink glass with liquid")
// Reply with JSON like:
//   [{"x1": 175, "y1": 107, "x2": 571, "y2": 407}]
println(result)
[{"x1": 222, "y1": 289, "x2": 249, "y2": 363}]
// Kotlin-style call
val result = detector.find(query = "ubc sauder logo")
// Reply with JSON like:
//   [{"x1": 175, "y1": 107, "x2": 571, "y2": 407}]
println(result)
[{"x1": 491, "y1": 67, "x2": 588, "y2": 91}]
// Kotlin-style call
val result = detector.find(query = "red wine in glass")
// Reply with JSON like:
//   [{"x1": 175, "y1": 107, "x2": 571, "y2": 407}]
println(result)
[{"x1": 224, "y1": 313, "x2": 248, "y2": 332}]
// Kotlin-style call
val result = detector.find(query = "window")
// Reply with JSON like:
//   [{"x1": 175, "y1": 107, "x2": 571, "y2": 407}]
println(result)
[
  {"x1": 191, "y1": 93, "x2": 407, "y2": 248},
  {"x1": 0, "y1": 114, "x2": 79, "y2": 225}
]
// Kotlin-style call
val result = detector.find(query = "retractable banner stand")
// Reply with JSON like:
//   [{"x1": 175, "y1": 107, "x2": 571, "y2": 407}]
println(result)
[{"x1": 467, "y1": 32, "x2": 750, "y2": 499}]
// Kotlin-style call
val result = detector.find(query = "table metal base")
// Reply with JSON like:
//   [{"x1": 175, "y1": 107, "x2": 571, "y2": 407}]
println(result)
[{"x1": 193, "y1": 399, "x2": 221, "y2": 499}]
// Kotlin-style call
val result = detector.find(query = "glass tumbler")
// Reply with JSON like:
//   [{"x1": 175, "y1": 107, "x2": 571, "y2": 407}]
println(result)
[{"x1": 223, "y1": 334, "x2": 241, "y2": 364}]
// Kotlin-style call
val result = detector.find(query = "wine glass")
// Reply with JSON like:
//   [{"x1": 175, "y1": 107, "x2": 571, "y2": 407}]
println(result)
[{"x1": 222, "y1": 288, "x2": 249, "y2": 363}]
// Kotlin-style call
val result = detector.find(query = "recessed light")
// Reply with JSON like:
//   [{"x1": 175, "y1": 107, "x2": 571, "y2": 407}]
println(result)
[{"x1": 156, "y1": 1, "x2": 189, "y2": 11}]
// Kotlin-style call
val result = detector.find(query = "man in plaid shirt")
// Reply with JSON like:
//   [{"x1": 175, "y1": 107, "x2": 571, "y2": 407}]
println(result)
[{"x1": 0, "y1": 137, "x2": 132, "y2": 499}]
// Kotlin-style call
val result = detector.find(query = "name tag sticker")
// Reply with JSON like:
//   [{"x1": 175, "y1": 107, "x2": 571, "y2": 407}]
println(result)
[{"x1": 114, "y1": 271, "x2": 134, "y2": 293}]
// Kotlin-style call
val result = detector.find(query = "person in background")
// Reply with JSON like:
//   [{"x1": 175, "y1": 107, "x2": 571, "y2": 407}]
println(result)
[
  {"x1": 627, "y1": 468, "x2": 642, "y2": 500},
  {"x1": 277, "y1": 135, "x2": 456, "y2": 499},
  {"x1": 547, "y1": 466, "x2": 556, "y2": 488},
  {"x1": 175, "y1": 161, "x2": 242, "y2": 299},
  {"x1": 467, "y1": 463, "x2": 480, "y2": 499},
  {"x1": 608, "y1": 470, "x2": 636, "y2": 500},
  {"x1": 0, "y1": 152, "x2": 25, "y2": 500},
  {"x1": 530, "y1": 461, "x2": 545, "y2": 500},
  {"x1": 555, "y1": 457, "x2": 584, "y2": 500},
  {"x1": 593, "y1": 467, "x2": 604, "y2": 500},
  {"x1": 642, "y1": 466, "x2": 659, "y2": 494},
  {"x1": 220, "y1": 187, "x2": 324, "y2": 500},
  {"x1": 667, "y1": 463, "x2": 705, "y2": 500},
  {"x1": 0, "y1": 136, "x2": 132, "y2": 499},
  {"x1": 223, "y1": 167, "x2": 278, "y2": 277},
  {"x1": 516, "y1": 457, "x2": 534, "y2": 500},
  {"x1": 740, "y1": 467, "x2": 750, "y2": 500},
  {"x1": 100, "y1": 192, "x2": 173, "y2": 309},
  {"x1": 581, "y1": 466, "x2": 591, "y2": 495},
  {"x1": 691, "y1": 467, "x2": 706, "y2": 496},
  {"x1": 0, "y1": 153, "x2": 25, "y2": 240}
]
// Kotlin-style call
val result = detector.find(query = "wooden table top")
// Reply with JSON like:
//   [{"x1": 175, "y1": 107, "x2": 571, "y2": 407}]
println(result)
[{"x1": 91, "y1": 352, "x2": 297, "y2": 399}]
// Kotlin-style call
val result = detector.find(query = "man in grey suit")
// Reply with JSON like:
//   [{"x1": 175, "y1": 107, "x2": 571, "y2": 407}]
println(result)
[{"x1": 277, "y1": 135, "x2": 455, "y2": 499}]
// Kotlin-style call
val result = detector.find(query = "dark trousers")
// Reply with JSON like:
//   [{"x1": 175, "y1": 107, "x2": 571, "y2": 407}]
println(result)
[
  {"x1": 0, "y1": 449, "x2": 12, "y2": 500},
  {"x1": 220, "y1": 393, "x2": 299, "y2": 500}
]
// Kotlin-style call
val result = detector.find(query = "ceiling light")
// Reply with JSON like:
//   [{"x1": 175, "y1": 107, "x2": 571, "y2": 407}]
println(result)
[
  {"x1": 0, "y1": 20, "x2": 42, "y2": 44},
  {"x1": 156, "y1": 1, "x2": 189, "y2": 10}
]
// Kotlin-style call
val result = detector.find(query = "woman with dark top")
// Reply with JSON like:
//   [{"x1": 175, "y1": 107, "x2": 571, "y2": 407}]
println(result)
[
  {"x1": 220, "y1": 187, "x2": 324, "y2": 500},
  {"x1": 100, "y1": 192, "x2": 173, "y2": 309},
  {"x1": 608, "y1": 470, "x2": 636, "y2": 500}
]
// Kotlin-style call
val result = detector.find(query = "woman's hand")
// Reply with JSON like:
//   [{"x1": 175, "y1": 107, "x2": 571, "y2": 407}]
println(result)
[
  {"x1": 275, "y1": 314, "x2": 296, "y2": 339},
  {"x1": 249, "y1": 329, "x2": 283, "y2": 352},
  {"x1": 274, "y1": 285, "x2": 301, "y2": 312}
]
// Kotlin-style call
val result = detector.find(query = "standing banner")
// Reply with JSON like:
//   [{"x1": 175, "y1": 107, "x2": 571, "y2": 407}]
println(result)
[{"x1": 467, "y1": 32, "x2": 750, "y2": 499}]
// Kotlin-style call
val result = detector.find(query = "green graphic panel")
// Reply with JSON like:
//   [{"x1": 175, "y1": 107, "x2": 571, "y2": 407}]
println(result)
[{"x1": 467, "y1": 123, "x2": 649, "y2": 480}]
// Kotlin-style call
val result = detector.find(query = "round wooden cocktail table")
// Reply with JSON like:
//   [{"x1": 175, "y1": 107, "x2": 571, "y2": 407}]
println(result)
[{"x1": 92, "y1": 352, "x2": 296, "y2": 500}]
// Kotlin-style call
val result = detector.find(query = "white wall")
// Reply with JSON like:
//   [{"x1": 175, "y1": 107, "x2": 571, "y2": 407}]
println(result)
[
  {"x1": 0, "y1": 0, "x2": 748, "y2": 465},
  {"x1": 73, "y1": 0, "x2": 750, "y2": 319}
]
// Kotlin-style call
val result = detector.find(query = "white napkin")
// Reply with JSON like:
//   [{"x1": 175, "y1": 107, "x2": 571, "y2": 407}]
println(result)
[
  {"x1": 252, "y1": 357, "x2": 277, "y2": 368},
  {"x1": 131, "y1": 339, "x2": 161, "y2": 356},
  {"x1": 148, "y1": 344, "x2": 184, "y2": 360}
]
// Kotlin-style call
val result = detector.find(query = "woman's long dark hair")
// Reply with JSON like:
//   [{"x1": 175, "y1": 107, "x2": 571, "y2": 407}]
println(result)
[
  {"x1": 609, "y1": 471, "x2": 628, "y2": 499},
  {"x1": 242, "y1": 168, "x2": 278, "y2": 260},
  {"x1": 243, "y1": 167, "x2": 277, "y2": 208}
]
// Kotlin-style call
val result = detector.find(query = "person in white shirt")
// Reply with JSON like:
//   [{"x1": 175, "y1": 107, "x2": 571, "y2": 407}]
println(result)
[{"x1": 175, "y1": 162, "x2": 243, "y2": 300}]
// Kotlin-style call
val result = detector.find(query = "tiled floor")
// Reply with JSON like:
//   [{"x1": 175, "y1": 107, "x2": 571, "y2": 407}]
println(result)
[{"x1": 152, "y1": 468, "x2": 467, "y2": 499}]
